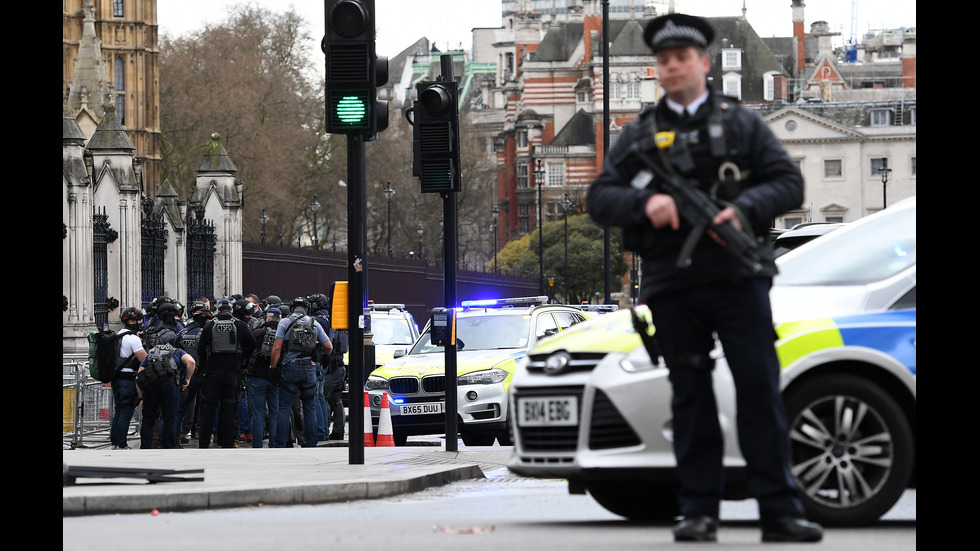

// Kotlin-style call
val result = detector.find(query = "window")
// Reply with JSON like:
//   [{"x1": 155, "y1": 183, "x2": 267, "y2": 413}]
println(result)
[
  {"x1": 722, "y1": 73, "x2": 741, "y2": 99},
  {"x1": 517, "y1": 131, "x2": 527, "y2": 148},
  {"x1": 547, "y1": 163, "x2": 564, "y2": 186},
  {"x1": 519, "y1": 204, "x2": 530, "y2": 234},
  {"x1": 824, "y1": 159, "x2": 842, "y2": 178},
  {"x1": 114, "y1": 56, "x2": 125, "y2": 125},
  {"x1": 626, "y1": 81, "x2": 640, "y2": 100},
  {"x1": 518, "y1": 163, "x2": 528, "y2": 189},
  {"x1": 576, "y1": 90, "x2": 591, "y2": 103},
  {"x1": 763, "y1": 71, "x2": 778, "y2": 102},
  {"x1": 871, "y1": 157, "x2": 889, "y2": 177},
  {"x1": 911, "y1": 156, "x2": 916, "y2": 176},
  {"x1": 825, "y1": 216, "x2": 844, "y2": 223},
  {"x1": 784, "y1": 217, "x2": 803, "y2": 229},
  {"x1": 113, "y1": 0, "x2": 124, "y2": 17},
  {"x1": 909, "y1": 107, "x2": 916, "y2": 125},
  {"x1": 722, "y1": 48, "x2": 742, "y2": 70},
  {"x1": 609, "y1": 82, "x2": 621, "y2": 100},
  {"x1": 870, "y1": 109, "x2": 892, "y2": 127}
]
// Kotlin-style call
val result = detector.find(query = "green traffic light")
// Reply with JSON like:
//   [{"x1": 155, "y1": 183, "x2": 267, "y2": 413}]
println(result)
[{"x1": 335, "y1": 95, "x2": 367, "y2": 125}]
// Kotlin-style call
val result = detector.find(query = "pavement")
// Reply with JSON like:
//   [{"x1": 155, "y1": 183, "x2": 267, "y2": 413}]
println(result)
[{"x1": 62, "y1": 436, "x2": 515, "y2": 517}]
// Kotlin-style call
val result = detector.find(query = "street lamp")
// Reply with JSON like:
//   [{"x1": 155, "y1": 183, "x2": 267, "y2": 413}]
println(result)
[
  {"x1": 310, "y1": 195, "x2": 321, "y2": 250},
  {"x1": 534, "y1": 159, "x2": 546, "y2": 294},
  {"x1": 879, "y1": 158, "x2": 892, "y2": 209},
  {"x1": 260, "y1": 209, "x2": 269, "y2": 244},
  {"x1": 384, "y1": 181, "x2": 395, "y2": 257},
  {"x1": 417, "y1": 221, "x2": 424, "y2": 262},
  {"x1": 562, "y1": 193, "x2": 571, "y2": 304}
]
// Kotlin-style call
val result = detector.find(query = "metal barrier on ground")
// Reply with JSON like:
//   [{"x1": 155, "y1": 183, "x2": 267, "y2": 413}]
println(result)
[{"x1": 63, "y1": 354, "x2": 141, "y2": 449}]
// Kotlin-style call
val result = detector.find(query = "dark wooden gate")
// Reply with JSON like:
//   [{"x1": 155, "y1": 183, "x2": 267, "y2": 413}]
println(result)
[{"x1": 242, "y1": 243, "x2": 537, "y2": 324}]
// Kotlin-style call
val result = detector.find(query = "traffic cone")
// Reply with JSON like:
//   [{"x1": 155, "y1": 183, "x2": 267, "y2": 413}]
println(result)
[
  {"x1": 363, "y1": 391, "x2": 375, "y2": 447},
  {"x1": 376, "y1": 392, "x2": 395, "y2": 447}
]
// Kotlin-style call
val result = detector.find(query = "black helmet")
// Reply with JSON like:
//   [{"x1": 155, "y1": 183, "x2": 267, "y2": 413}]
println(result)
[
  {"x1": 264, "y1": 295, "x2": 282, "y2": 309},
  {"x1": 156, "y1": 302, "x2": 180, "y2": 323},
  {"x1": 120, "y1": 307, "x2": 145, "y2": 327},
  {"x1": 189, "y1": 301, "x2": 214, "y2": 322},
  {"x1": 289, "y1": 296, "x2": 311, "y2": 313},
  {"x1": 308, "y1": 293, "x2": 330, "y2": 312},
  {"x1": 233, "y1": 299, "x2": 252, "y2": 319}
]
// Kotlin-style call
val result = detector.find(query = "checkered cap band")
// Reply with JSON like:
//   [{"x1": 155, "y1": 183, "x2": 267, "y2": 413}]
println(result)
[{"x1": 652, "y1": 20, "x2": 707, "y2": 49}]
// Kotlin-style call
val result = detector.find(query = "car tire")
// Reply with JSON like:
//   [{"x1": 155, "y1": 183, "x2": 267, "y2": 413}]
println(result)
[
  {"x1": 460, "y1": 430, "x2": 496, "y2": 446},
  {"x1": 392, "y1": 428, "x2": 408, "y2": 447},
  {"x1": 783, "y1": 373, "x2": 913, "y2": 527},
  {"x1": 586, "y1": 480, "x2": 680, "y2": 522}
]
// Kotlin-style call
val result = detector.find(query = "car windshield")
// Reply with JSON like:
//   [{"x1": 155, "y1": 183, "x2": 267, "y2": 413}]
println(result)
[
  {"x1": 371, "y1": 316, "x2": 416, "y2": 345},
  {"x1": 774, "y1": 203, "x2": 916, "y2": 286},
  {"x1": 411, "y1": 313, "x2": 531, "y2": 354}
]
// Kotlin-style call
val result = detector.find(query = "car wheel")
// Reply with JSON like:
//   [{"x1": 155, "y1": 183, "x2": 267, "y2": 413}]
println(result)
[
  {"x1": 586, "y1": 480, "x2": 679, "y2": 522},
  {"x1": 460, "y1": 430, "x2": 496, "y2": 446},
  {"x1": 783, "y1": 373, "x2": 913, "y2": 527}
]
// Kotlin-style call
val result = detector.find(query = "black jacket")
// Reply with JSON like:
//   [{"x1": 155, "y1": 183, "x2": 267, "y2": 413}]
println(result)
[{"x1": 587, "y1": 88, "x2": 803, "y2": 299}]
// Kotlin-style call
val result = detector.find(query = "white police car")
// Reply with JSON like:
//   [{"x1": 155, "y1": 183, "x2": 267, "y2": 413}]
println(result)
[
  {"x1": 508, "y1": 196, "x2": 916, "y2": 527},
  {"x1": 364, "y1": 296, "x2": 589, "y2": 446}
]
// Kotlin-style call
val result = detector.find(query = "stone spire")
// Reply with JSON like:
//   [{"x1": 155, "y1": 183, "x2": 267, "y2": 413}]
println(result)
[{"x1": 66, "y1": 0, "x2": 111, "y2": 121}]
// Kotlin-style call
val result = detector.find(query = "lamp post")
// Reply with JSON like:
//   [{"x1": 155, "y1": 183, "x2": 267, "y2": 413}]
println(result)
[
  {"x1": 417, "y1": 222, "x2": 424, "y2": 262},
  {"x1": 384, "y1": 181, "x2": 395, "y2": 257},
  {"x1": 879, "y1": 158, "x2": 891, "y2": 209},
  {"x1": 534, "y1": 159, "x2": 546, "y2": 295},
  {"x1": 491, "y1": 204, "x2": 500, "y2": 274},
  {"x1": 260, "y1": 209, "x2": 269, "y2": 244},
  {"x1": 562, "y1": 193, "x2": 571, "y2": 304},
  {"x1": 310, "y1": 195, "x2": 321, "y2": 250}
]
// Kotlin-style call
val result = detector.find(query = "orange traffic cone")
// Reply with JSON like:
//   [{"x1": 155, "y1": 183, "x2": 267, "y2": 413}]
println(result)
[
  {"x1": 376, "y1": 392, "x2": 395, "y2": 447},
  {"x1": 363, "y1": 391, "x2": 375, "y2": 447}
]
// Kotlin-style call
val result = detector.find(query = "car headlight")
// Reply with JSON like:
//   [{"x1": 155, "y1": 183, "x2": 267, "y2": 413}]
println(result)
[
  {"x1": 618, "y1": 351, "x2": 659, "y2": 373},
  {"x1": 458, "y1": 368, "x2": 509, "y2": 385},
  {"x1": 364, "y1": 375, "x2": 390, "y2": 391}
]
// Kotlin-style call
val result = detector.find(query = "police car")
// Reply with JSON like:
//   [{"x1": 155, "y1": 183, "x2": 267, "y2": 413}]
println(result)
[
  {"x1": 508, "y1": 196, "x2": 916, "y2": 527},
  {"x1": 364, "y1": 296, "x2": 589, "y2": 446}
]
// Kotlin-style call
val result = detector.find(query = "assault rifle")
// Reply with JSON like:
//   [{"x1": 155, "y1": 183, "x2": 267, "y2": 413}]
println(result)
[{"x1": 620, "y1": 136, "x2": 765, "y2": 274}]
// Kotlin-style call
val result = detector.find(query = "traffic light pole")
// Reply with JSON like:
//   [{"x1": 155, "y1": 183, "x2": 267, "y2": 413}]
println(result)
[
  {"x1": 440, "y1": 54, "x2": 459, "y2": 453},
  {"x1": 347, "y1": 133, "x2": 371, "y2": 465}
]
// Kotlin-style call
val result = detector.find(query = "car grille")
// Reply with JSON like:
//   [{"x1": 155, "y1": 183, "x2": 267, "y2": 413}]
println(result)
[
  {"x1": 588, "y1": 388, "x2": 641, "y2": 450},
  {"x1": 514, "y1": 386, "x2": 583, "y2": 452},
  {"x1": 389, "y1": 375, "x2": 445, "y2": 396},
  {"x1": 525, "y1": 351, "x2": 607, "y2": 374}
]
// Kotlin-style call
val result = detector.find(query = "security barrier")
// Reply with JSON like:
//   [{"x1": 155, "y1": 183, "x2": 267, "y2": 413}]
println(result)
[{"x1": 62, "y1": 354, "x2": 141, "y2": 449}]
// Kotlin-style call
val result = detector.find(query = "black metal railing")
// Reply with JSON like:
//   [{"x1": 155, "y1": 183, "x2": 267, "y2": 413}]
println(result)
[
  {"x1": 186, "y1": 206, "x2": 216, "y2": 304},
  {"x1": 92, "y1": 208, "x2": 116, "y2": 328},
  {"x1": 140, "y1": 200, "x2": 168, "y2": 309}
]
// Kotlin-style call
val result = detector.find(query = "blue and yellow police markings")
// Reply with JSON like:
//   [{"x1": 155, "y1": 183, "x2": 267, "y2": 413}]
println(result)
[{"x1": 776, "y1": 308, "x2": 916, "y2": 375}]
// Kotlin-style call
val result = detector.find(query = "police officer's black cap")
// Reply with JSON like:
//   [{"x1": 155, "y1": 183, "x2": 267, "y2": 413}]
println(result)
[{"x1": 643, "y1": 13, "x2": 715, "y2": 53}]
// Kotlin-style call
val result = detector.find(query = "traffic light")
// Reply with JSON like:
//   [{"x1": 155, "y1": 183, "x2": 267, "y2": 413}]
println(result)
[
  {"x1": 412, "y1": 79, "x2": 460, "y2": 193},
  {"x1": 322, "y1": 0, "x2": 388, "y2": 135}
]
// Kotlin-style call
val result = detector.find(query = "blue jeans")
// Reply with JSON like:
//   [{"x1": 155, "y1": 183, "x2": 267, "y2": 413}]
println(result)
[
  {"x1": 110, "y1": 378, "x2": 139, "y2": 448},
  {"x1": 237, "y1": 391, "x2": 250, "y2": 436},
  {"x1": 140, "y1": 380, "x2": 180, "y2": 449},
  {"x1": 247, "y1": 376, "x2": 279, "y2": 448},
  {"x1": 314, "y1": 364, "x2": 329, "y2": 439},
  {"x1": 274, "y1": 359, "x2": 318, "y2": 448}
]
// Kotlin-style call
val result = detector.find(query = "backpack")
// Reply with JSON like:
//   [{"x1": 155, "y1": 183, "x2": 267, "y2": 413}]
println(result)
[
  {"x1": 136, "y1": 344, "x2": 179, "y2": 390},
  {"x1": 142, "y1": 322, "x2": 177, "y2": 350},
  {"x1": 175, "y1": 326, "x2": 202, "y2": 364},
  {"x1": 87, "y1": 329, "x2": 136, "y2": 383},
  {"x1": 210, "y1": 317, "x2": 240, "y2": 354},
  {"x1": 256, "y1": 326, "x2": 276, "y2": 358},
  {"x1": 285, "y1": 315, "x2": 318, "y2": 355}
]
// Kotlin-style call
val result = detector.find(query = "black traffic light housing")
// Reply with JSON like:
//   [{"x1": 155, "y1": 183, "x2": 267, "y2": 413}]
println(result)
[
  {"x1": 322, "y1": 0, "x2": 388, "y2": 135},
  {"x1": 412, "y1": 79, "x2": 461, "y2": 193}
]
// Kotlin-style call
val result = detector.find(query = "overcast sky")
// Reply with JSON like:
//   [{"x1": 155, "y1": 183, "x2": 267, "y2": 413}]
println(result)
[{"x1": 158, "y1": 0, "x2": 916, "y2": 63}]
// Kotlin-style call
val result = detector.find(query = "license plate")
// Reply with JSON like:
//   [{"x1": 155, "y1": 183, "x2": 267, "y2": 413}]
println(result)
[
  {"x1": 517, "y1": 396, "x2": 578, "y2": 427},
  {"x1": 400, "y1": 402, "x2": 444, "y2": 415}
]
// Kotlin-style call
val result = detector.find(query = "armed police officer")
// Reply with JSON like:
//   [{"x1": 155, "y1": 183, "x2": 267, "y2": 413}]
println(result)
[
  {"x1": 586, "y1": 13, "x2": 821, "y2": 544},
  {"x1": 196, "y1": 298, "x2": 257, "y2": 448}
]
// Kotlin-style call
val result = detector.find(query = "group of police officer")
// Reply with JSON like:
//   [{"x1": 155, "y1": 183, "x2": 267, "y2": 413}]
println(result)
[{"x1": 109, "y1": 292, "x2": 347, "y2": 450}]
